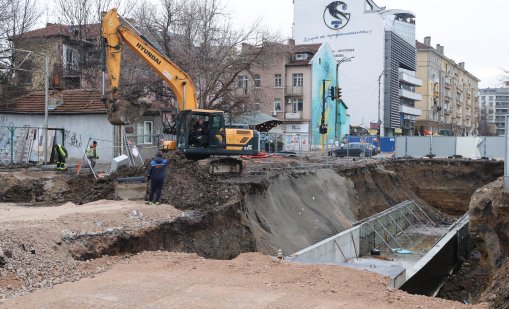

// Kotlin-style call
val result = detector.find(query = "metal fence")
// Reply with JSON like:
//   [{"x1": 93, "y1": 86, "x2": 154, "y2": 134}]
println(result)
[
  {"x1": 395, "y1": 136, "x2": 505, "y2": 159},
  {"x1": 0, "y1": 125, "x2": 56, "y2": 164}
]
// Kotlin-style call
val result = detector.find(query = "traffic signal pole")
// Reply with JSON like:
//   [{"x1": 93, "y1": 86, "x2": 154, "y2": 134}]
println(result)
[{"x1": 320, "y1": 80, "x2": 327, "y2": 156}]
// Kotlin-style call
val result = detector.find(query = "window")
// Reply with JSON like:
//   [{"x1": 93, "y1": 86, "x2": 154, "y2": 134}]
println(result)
[
  {"x1": 254, "y1": 74, "x2": 261, "y2": 88},
  {"x1": 66, "y1": 48, "x2": 73, "y2": 65},
  {"x1": 274, "y1": 98, "x2": 282, "y2": 112},
  {"x1": 294, "y1": 53, "x2": 308, "y2": 60},
  {"x1": 292, "y1": 98, "x2": 303, "y2": 112},
  {"x1": 292, "y1": 73, "x2": 303, "y2": 87},
  {"x1": 136, "y1": 121, "x2": 153, "y2": 144},
  {"x1": 237, "y1": 75, "x2": 248, "y2": 89},
  {"x1": 274, "y1": 74, "x2": 282, "y2": 87}
]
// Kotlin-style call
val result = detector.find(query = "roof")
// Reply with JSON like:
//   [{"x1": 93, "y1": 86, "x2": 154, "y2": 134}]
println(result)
[
  {"x1": 0, "y1": 89, "x2": 174, "y2": 115},
  {"x1": 416, "y1": 41, "x2": 433, "y2": 50},
  {"x1": 11, "y1": 23, "x2": 101, "y2": 41},
  {"x1": 232, "y1": 110, "x2": 282, "y2": 132},
  {"x1": 288, "y1": 44, "x2": 322, "y2": 66},
  {"x1": 293, "y1": 44, "x2": 322, "y2": 53},
  {"x1": 0, "y1": 90, "x2": 106, "y2": 114}
]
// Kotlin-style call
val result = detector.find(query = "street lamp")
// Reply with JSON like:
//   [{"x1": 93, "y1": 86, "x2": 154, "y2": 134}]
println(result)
[
  {"x1": 11, "y1": 49, "x2": 49, "y2": 163},
  {"x1": 335, "y1": 56, "x2": 354, "y2": 144}
]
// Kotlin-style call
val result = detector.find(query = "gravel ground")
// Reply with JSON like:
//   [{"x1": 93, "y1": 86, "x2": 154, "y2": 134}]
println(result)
[{"x1": 0, "y1": 252, "x2": 482, "y2": 309}]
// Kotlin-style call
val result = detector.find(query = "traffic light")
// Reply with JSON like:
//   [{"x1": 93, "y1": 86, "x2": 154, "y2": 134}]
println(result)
[
  {"x1": 329, "y1": 86, "x2": 336, "y2": 100},
  {"x1": 336, "y1": 87, "x2": 342, "y2": 100},
  {"x1": 319, "y1": 123, "x2": 328, "y2": 134}
]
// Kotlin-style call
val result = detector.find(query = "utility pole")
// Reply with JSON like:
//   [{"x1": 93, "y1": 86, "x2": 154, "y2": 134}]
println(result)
[{"x1": 43, "y1": 54, "x2": 49, "y2": 164}]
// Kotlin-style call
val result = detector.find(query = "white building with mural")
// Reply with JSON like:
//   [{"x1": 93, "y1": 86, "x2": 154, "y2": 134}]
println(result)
[{"x1": 294, "y1": 0, "x2": 423, "y2": 136}]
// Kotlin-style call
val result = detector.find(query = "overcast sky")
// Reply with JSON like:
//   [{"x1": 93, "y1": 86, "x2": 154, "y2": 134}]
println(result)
[{"x1": 225, "y1": 0, "x2": 507, "y2": 88}]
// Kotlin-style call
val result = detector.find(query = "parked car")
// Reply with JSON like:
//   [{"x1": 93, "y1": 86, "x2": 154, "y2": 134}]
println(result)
[{"x1": 328, "y1": 142, "x2": 379, "y2": 157}]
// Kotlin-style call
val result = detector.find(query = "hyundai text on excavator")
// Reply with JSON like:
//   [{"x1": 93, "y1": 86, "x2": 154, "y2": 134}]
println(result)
[{"x1": 101, "y1": 9, "x2": 259, "y2": 173}]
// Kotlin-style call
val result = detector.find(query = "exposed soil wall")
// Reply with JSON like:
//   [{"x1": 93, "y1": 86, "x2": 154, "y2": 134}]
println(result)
[
  {"x1": 383, "y1": 160, "x2": 503, "y2": 216},
  {"x1": 240, "y1": 169, "x2": 358, "y2": 256},
  {"x1": 469, "y1": 177, "x2": 509, "y2": 308},
  {"x1": 68, "y1": 203, "x2": 255, "y2": 261}
]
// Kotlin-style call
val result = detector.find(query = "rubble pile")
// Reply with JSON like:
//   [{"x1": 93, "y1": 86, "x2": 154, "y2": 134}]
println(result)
[{"x1": 161, "y1": 154, "x2": 240, "y2": 209}]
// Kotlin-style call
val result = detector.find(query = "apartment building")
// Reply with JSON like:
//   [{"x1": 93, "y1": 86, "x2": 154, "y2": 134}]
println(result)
[
  {"x1": 294, "y1": 0, "x2": 422, "y2": 136},
  {"x1": 416, "y1": 37, "x2": 480, "y2": 136},
  {"x1": 479, "y1": 88, "x2": 509, "y2": 136},
  {"x1": 237, "y1": 41, "x2": 349, "y2": 150},
  {"x1": 9, "y1": 23, "x2": 101, "y2": 90}
]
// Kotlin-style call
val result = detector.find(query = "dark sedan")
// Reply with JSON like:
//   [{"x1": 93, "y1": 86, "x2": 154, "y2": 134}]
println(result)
[{"x1": 328, "y1": 142, "x2": 379, "y2": 157}]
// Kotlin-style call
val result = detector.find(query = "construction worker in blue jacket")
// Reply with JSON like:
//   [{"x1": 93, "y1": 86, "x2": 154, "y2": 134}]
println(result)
[
  {"x1": 54, "y1": 144, "x2": 68, "y2": 171},
  {"x1": 145, "y1": 152, "x2": 169, "y2": 205}
]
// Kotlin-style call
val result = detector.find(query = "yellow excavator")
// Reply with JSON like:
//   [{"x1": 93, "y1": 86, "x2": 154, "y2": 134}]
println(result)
[{"x1": 101, "y1": 9, "x2": 259, "y2": 173}]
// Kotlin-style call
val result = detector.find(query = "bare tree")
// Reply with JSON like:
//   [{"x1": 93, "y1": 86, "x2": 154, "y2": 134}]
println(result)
[
  {"x1": 133, "y1": 0, "x2": 278, "y2": 112},
  {"x1": 0, "y1": 0, "x2": 41, "y2": 71},
  {"x1": 52, "y1": 0, "x2": 139, "y2": 89}
]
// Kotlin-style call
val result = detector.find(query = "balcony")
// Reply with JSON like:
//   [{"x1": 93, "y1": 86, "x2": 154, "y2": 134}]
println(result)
[
  {"x1": 285, "y1": 112, "x2": 302, "y2": 120},
  {"x1": 445, "y1": 82, "x2": 451, "y2": 89},
  {"x1": 399, "y1": 89, "x2": 422, "y2": 101},
  {"x1": 399, "y1": 71, "x2": 422, "y2": 86},
  {"x1": 444, "y1": 95, "x2": 451, "y2": 102},
  {"x1": 433, "y1": 91, "x2": 440, "y2": 98},
  {"x1": 444, "y1": 108, "x2": 452, "y2": 115},
  {"x1": 400, "y1": 105, "x2": 422, "y2": 116},
  {"x1": 285, "y1": 86, "x2": 304, "y2": 96},
  {"x1": 63, "y1": 63, "x2": 81, "y2": 77}
]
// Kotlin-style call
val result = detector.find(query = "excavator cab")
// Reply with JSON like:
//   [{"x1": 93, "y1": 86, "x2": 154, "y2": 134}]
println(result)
[{"x1": 176, "y1": 110, "x2": 227, "y2": 159}]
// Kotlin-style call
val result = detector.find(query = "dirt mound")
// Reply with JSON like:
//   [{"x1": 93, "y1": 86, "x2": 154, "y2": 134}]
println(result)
[
  {"x1": 160, "y1": 153, "x2": 239, "y2": 210},
  {"x1": 469, "y1": 177, "x2": 509, "y2": 308},
  {"x1": 480, "y1": 259, "x2": 509, "y2": 309},
  {"x1": 0, "y1": 170, "x2": 69, "y2": 204},
  {"x1": 470, "y1": 177, "x2": 509, "y2": 270}
]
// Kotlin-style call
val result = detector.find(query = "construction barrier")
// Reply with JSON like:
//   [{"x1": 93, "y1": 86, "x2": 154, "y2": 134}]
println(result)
[{"x1": 395, "y1": 136, "x2": 505, "y2": 159}]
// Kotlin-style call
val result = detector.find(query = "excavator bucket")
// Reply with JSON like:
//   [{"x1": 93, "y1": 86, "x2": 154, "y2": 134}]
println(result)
[{"x1": 102, "y1": 94, "x2": 151, "y2": 125}]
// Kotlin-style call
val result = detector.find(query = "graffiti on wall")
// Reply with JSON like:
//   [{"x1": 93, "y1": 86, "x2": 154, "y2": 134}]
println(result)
[
  {"x1": 311, "y1": 45, "x2": 336, "y2": 145},
  {"x1": 64, "y1": 130, "x2": 83, "y2": 148}
]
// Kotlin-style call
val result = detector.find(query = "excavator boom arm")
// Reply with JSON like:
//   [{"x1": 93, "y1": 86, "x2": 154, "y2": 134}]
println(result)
[{"x1": 102, "y1": 8, "x2": 197, "y2": 111}]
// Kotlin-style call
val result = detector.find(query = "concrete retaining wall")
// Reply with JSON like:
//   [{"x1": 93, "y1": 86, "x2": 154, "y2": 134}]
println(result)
[
  {"x1": 289, "y1": 226, "x2": 360, "y2": 264},
  {"x1": 400, "y1": 215, "x2": 472, "y2": 296},
  {"x1": 357, "y1": 201, "x2": 418, "y2": 255},
  {"x1": 287, "y1": 201, "x2": 471, "y2": 292},
  {"x1": 289, "y1": 201, "x2": 421, "y2": 264}
]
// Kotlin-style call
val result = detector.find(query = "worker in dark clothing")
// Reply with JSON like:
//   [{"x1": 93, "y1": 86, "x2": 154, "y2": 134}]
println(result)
[
  {"x1": 193, "y1": 118, "x2": 209, "y2": 147},
  {"x1": 54, "y1": 144, "x2": 68, "y2": 171},
  {"x1": 145, "y1": 152, "x2": 169, "y2": 205}
]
